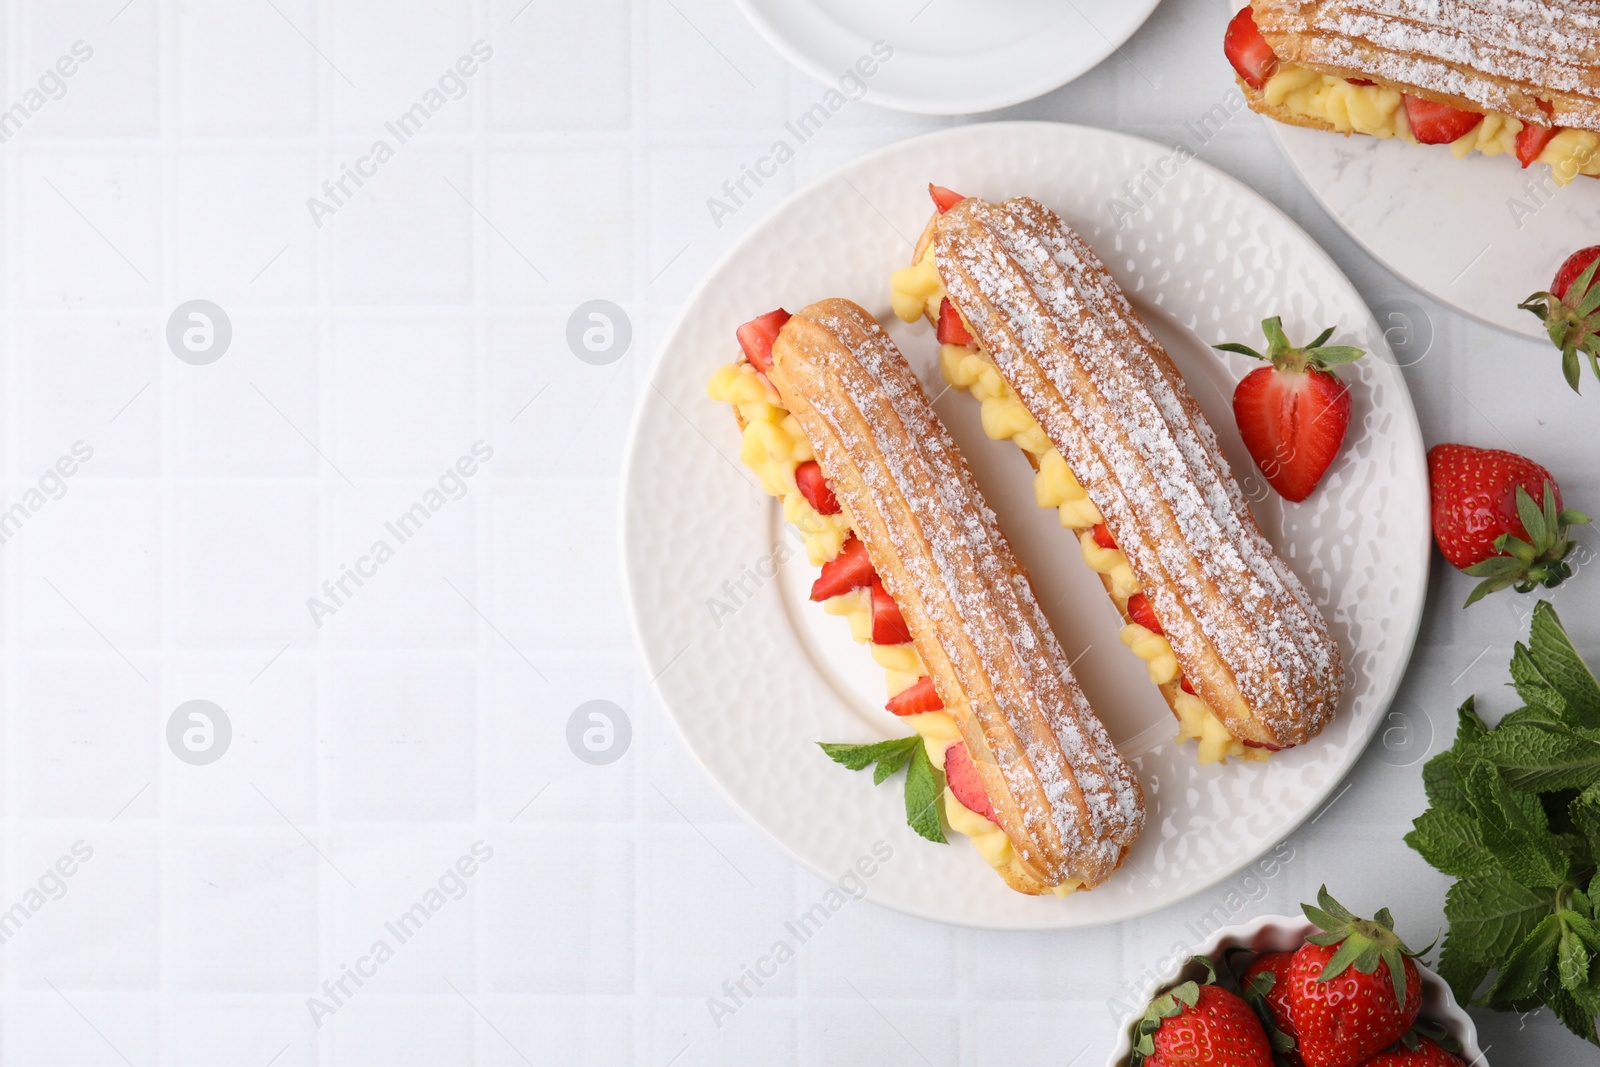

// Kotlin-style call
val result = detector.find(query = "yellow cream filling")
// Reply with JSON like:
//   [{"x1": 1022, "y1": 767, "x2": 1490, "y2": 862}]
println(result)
[
  {"x1": 1263, "y1": 64, "x2": 1600, "y2": 186},
  {"x1": 892, "y1": 257, "x2": 1259, "y2": 764},
  {"x1": 709, "y1": 358, "x2": 1071, "y2": 888}
]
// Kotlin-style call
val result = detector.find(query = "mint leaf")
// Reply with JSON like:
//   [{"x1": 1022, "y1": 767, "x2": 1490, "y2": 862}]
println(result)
[
  {"x1": 1406, "y1": 808, "x2": 1496, "y2": 879},
  {"x1": 1574, "y1": 784, "x2": 1600, "y2": 865},
  {"x1": 1530, "y1": 601, "x2": 1600, "y2": 727},
  {"x1": 1548, "y1": 984, "x2": 1600, "y2": 1045},
  {"x1": 1510, "y1": 643, "x2": 1572, "y2": 723},
  {"x1": 1559, "y1": 912, "x2": 1595, "y2": 995},
  {"x1": 1444, "y1": 871, "x2": 1551, "y2": 964},
  {"x1": 1478, "y1": 721, "x2": 1600, "y2": 792},
  {"x1": 1420, "y1": 699, "x2": 1489, "y2": 813},
  {"x1": 819, "y1": 736, "x2": 946, "y2": 844},
  {"x1": 1437, "y1": 935, "x2": 1491, "y2": 1005},
  {"x1": 819, "y1": 737, "x2": 918, "y2": 771},
  {"x1": 1486, "y1": 913, "x2": 1562, "y2": 1007},
  {"x1": 904, "y1": 741, "x2": 946, "y2": 844},
  {"x1": 873, "y1": 743, "x2": 915, "y2": 784},
  {"x1": 1465, "y1": 757, "x2": 1571, "y2": 887}
]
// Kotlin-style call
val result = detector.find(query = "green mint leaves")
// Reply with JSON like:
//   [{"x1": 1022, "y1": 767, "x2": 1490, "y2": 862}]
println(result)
[
  {"x1": 819, "y1": 736, "x2": 947, "y2": 844},
  {"x1": 1406, "y1": 601, "x2": 1600, "y2": 1044}
]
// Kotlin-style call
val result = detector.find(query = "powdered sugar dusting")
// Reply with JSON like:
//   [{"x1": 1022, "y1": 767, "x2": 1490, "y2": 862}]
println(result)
[
  {"x1": 1254, "y1": 0, "x2": 1600, "y2": 130},
  {"x1": 931, "y1": 198, "x2": 1346, "y2": 747},
  {"x1": 773, "y1": 299, "x2": 1144, "y2": 888}
]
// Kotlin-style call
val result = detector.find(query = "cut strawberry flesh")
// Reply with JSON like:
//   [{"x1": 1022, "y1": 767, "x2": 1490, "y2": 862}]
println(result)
[
  {"x1": 1516, "y1": 123, "x2": 1560, "y2": 168},
  {"x1": 1403, "y1": 95, "x2": 1484, "y2": 145},
  {"x1": 1091, "y1": 523, "x2": 1116, "y2": 549},
  {"x1": 794, "y1": 460, "x2": 840, "y2": 515},
  {"x1": 943, "y1": 740, "x2": 996, "y2": 821},
  {"x1": 809, "y1": 535, "x2": 875, "y2": 601},
  {"x1": 736, "y1": 309, "x2": 791, "y2": 374},
  {"x1": 1243, "y1": 739, "x2": 1284, "y2": 751},
  {"x1": 1180, "y1": 676, "x2": 1196, "y2": 696},
  {"x1": 870, "y1": 578, "x2": 913, "y2": 645},
  {"x1": 935, "y1": 298, "x2": 974, "y2": 346},
  {"x1": 1126, "y1": 592, "x2": 1163, "y2": 635},
  {"x1": 886, "y1": 676, "x2": 942, "y2": 716},
  {"x1": 1346, "y1": 77, "x2": 1374, "y2": 86},
  {"x1": 928, "y1": 184, "x2": 965, "y2": 213},
  {"x1": 1224, "y1": 6, "x2": 1278, "y2": 91},
  {"x1": 1232, "y1": 365, "x2": 1352, "y2": 503}
]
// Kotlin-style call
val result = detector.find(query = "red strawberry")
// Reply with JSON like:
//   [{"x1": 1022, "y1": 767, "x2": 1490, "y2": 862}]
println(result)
[
  {"x1": 1427, "y1": 444, "x2": 1588, "y2": 606},
  {"x1": 1521, "y1": 245, "x2": 1600, "y2": 391},
  {"x1": 871, "y1": 578, "x2": 913, "y2": 645},
  {"x1": 1403, "y1": 96, "x2": 1484, "y2": 144},
  {"x1": 1346, "y1": 78, "x2": 1374, "y2": 86},
  {"x1": 810, "y1": 535, "x2": 875, "y2": 601},
  {"x1": 1218, "y1": 316, "x2": 1364, "y2": 503},
  {"x1": 1286, "y1": 888, "x2": 1424, "y2": 1067},
  {"x1": 1092, "y1": 522, "x2": 1117, "y2": 549},
  {"x1": 942, "y1": 740, "x2": 995, "y2": 821},
  {"x1": 886, "y1": 676, "x2": 942, "y2": 716},
  {"x1": 1126, "y1": 592, "x2": 1163, "y2": 635},
  {"x1": 928, "y1": 184, "x2": 965, "y2": 213},
  {"x1": 1242, "y1": 952, "x2": 1302, "y2": 1064},
  {"x1": 1132, "y1": 959, "x2": 1277, "y2": 1067},
  {"x1": 1358, "y1": 1037, "x2": 1465, "y2": 1066},
  {"x1": 936, "y1": 298, "x2": 973, "y2": 346},
  {"x1": 736, "y1": 309, "x2": 791, "y2": 373},
  {"x1": 794, "y1": 460, "x2": 840, "y2": 515},
  {"x1": 1179, "y1": 676, "x2": 1197, "y2": 696},
  {"x1": 1224, "y1": 6, "x2": 1279, "y2": 92},
  {"x1": 1516, "y1": 123, "x2": 1560, "y2": 168}
]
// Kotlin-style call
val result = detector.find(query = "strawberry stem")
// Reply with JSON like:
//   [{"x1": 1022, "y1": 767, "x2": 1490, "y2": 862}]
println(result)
[
  {"x1": 1215, "y1": 316, "x2": 1365, "y2": 373},
  {"x1": 1462, "y1": 481, "x2": 1591, "y2": 607}
]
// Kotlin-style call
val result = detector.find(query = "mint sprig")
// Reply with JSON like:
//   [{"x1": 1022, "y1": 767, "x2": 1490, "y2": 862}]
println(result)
[
  {"x1": 1406, "y1": 601, "x2": 1600, "y2": 1045},
  {"x1": 819, "y1": 736, "x2": 946, "y2": 844}
]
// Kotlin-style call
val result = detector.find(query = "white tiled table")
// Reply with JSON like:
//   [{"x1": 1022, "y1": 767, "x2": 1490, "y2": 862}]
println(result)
[{"x1": 0, "y1": 1, "x2": 1591, "y2": 1063}]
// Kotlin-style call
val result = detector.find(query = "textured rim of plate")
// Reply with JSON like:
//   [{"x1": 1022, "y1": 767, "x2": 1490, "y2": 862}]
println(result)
[
  {"x1": 621, "y1": 121, "x2": 1430, "y2": 930},
  {"x1": 732, "y1": 0, "x2": 1162, "y2": 115},
  {"x1": 1103, "y1": 914, "x2": 1484, "y2": 1064}
]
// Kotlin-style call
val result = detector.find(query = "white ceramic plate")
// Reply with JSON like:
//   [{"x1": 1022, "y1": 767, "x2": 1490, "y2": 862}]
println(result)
[
  {"x1": 1106, "y1": 914, "x2": 1485, "y2": 1065},
  {"x1": 1222, "y1": 2, "x2": 1600, "y2": 340},
  {"x1": 622, "y1": 122, "x2": 1430, "y2": 929},
  {"x1": 735, "y1": 0, "x2": 1161, "y2": 115}
]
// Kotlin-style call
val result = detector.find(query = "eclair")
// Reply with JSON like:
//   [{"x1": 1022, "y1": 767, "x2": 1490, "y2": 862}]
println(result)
[
  {"x1": 1226, "y1": 2, "x2": 1600, "y2": 185},
  {"x1": 707, "y1": 298, "x2": 1145, "y2": 894},
  {"x1": 892, "y1": 191, "x2": 1346, "y2": 764}
]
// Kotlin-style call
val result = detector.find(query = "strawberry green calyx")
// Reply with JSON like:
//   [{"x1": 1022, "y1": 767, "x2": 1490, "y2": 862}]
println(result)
[
  {"x1": 1462, "y1": 482, "x2": 1591, "y2": 608},
  {"x1": 1214, "y1": 316, "x2": 1366, "y2": 374},
  {"x1": 1520, "y1": 254, "x2": 1600, "y2": 393},
  {"x1": 1303, "y1": 886, "x2": 1427, "y2": 1012},
  {"x1": 1131, "y1": 957, "x2": 1218, "y2": 1066}
]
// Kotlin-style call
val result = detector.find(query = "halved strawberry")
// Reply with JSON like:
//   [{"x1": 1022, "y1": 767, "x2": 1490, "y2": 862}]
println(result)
[
  {"x1": 943, "y1": 740, "x2": 995, "y2": 821},
  {"x1": 1218, "y1": 317, "x2": 1364, "y2": 503},
  {"x1": 871, "y1": 578, "x2": 913, "y2": 645},
  {"x1": 1403, "y1": 95, "x2": 1483, "y2": 145},
  {"x1": 1516, "y1": 123, "x2": 1560, "y2": 167},
  {"x1": 1224, "y1": 6, "x2": 1278, "y2": 91},
  {"x1": 1092, "y1": 522, "x2": 1117, "y2": 549},
  {"x1": 1180, "y1": 676, "x2": 1196, "y2": 696},
  {"x1": 929, "y1": 184, "x2": 965, "y2": 213},
  {"x1": 1126, "y1": 592, "x2": 1163, "y2": 635},
  {"x1": 936, "y1": 298, "x2": 973, "y2": 346},
  {"x1": 736, "y1": 309, "x2": 791, "y2": 373},
  {"x1": 810, "y1": 535, "x2": 875, "y2": 601},
  {"x1": 887, "y1": 676, "x2": 942, "y2": 716},
  {"x1": 794, "y1": 460, "x2": 840, "y2": 515},
  {"x1": 1347, "y1": 77, "x2": 1374, "y2": 86}
]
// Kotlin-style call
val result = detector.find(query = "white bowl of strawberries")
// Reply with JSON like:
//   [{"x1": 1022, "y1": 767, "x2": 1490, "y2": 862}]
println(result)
[{"x1": 1108, "y1": 889, "x2": 1483, "y2": 1066}]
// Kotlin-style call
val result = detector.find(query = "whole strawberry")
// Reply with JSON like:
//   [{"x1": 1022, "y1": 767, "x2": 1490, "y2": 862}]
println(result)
[
  {"x1": 1216, "y1": 317, "x2": 1365, "y2": 502},
  {"x1": 1132, "y1": 957, "x2": 1276, "y2": 1067},
  {"x1": 1242, "y1": 951, "x2": 1303, "y2": 1064},
  {"x1": 1358, "y1": 1036, "x2": 1465, "y2": 1066},
  {"x1": 1287, "y1": 888, "x2": 1425, "y2": 1067},
  {"x1": 1427, "y1": 443, "x2": 1589, "y2": 606},
  {"x1": 1519, "y1": 245, "x2": 1600, "y2": 392}
]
